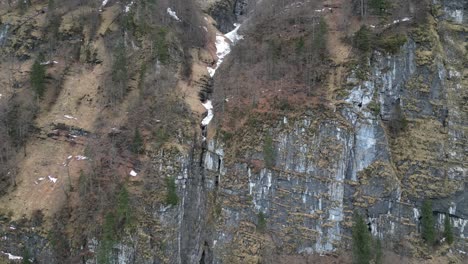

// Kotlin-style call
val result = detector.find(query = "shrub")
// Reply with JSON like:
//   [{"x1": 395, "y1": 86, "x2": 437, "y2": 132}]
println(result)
[
  {"x1": 165, "y1": 177, "x2": 178, "y2": 206},
  {"x1": 295, "y1": 37, "x2": 305, "y2": 54},
  {"x1": 352, "y1": 212, "x2": 371, "y2": 264},
  {"x1": 421, "y1": 200, "x2": 435, "y2": 245},
  {"x1": 376, "y1": 34, "x2": 407, "y2": 54}
]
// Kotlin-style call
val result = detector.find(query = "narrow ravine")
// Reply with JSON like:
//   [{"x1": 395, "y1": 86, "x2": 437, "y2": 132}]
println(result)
[{"x1": 200, "y1": 23, "x2": 244, "y2": 142}]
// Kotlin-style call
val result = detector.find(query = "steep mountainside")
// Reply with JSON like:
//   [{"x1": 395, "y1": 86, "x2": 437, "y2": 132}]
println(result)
[{"x1": 0, "y1": 0, "x2": 466, "y2": 263}]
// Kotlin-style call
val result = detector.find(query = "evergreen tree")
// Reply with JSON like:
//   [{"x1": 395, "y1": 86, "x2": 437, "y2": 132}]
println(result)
[
  {"x1": 263, "y1": 134, "x2": 275, "y2": 168},
  {"x1": 374, "y1": 238, "x2": 383, "y2": 264},
  {"x1": 354, "y1": 25, "x2": 372, "y2": 53},
  {"x1": 131, "y1": 128, "x2": 144, "y2": 154},
  {"x1": 444, "y1": 213, "x2": 454, "y2": 245},
  {"x1": 110, "y1": 39, "x2": 128, "y2": 103},
  {"x1": 165, "y1": 177, "x2": 178, "y2": 206},
  {"x1": 30, "y1": 55, "x2": 46, "y2": 99},
  {"x1": 352, "y1": 212, "x2": 372, "y2": 264},
  {"x1": 421, "y1": 200, "x2": 435, "y2": 245}
]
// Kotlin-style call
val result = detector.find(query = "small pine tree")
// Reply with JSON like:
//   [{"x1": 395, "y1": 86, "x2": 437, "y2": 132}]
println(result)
[
  {"x1": 131, "y1": 128, "x2": 144, "y2": 154},
  {"x1": 110, "y1": 40, "x2": 128, "y2": 103},
  {"x1": 354, "y1": 25, "x2": 372, "y2": 53},
  {"x1": 369, "y1": 0, "x2": 390, "y2": 15},
  {"x1": 352, "y1": 212, "x2": 372, "y2": 264},
  {"x1": 263, "y1": 134, "x2": 275, "y2": 168},
  {"x1": 257, "y1": 212, "x2": 267, "y2": 233},
  {"x1": 374, "y1": 238, "x2": 383, "y2": 264},
  {"x1": 421, "y1": 200, "x2": 435, "y2": 245},
  {"x1": 30, "y1": 55, "x2": 46, "y2": 98},
  {"x1": 117, "y1": 186, "x2": 130, "y2": 225},
  {"x1": 165, "y1": 177, "x2": 178, "y2": 206},
  {"x1": 444, "y1": 213, "x2": 454, "y2": 245}
]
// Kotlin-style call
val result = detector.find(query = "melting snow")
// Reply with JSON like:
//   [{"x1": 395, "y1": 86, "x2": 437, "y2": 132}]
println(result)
[
  {"x1": 64, "y1": 115, "x2": 77, "y2": 120},
  {"x1": 207, "y1": 35, "x2": 231, "y2": 77},
  {"x1": 225, "y1": 24, "x2": 244, "y2": 44},
  {"x1": 201, "y1": 100, "x2": 214, "y2": 126},
  {"x1": 48, "y1": 175, "x2": 58, "y2": 183},
  {"x1": 167, "y1": 8, "x2": 180, "y2": 21},
  {"x1": 207, "y1": 23, "x2": 244, "y2": 77},
  {"x1": 99, "y1": 0, "x2": 109, "y2": 12},
  {"x1": 124, "y1": 1, "x2": 134, "y2": 12},
  {"x1": 9, "y1": 226, "x2": 15, "y2": 230},
  {"x1": 130, "y1": 170, "x2": 137, "y2": 177},
  {"x1": 40, "y1": 60, "x2": 58, "y2": 65},
  {"x1": 1, "y1": 252, "x2": 23, "y2": 260},
  {"x1": 76, "y1": 155, "x2": 88, "y2": 160}
]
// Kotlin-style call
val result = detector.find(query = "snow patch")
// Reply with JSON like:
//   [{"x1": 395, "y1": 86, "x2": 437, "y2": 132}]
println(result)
[
  {"x1": 129, "y1": 170, "x2": 137, "y2": 177},
  {"x1": 124, "y1": 1, "x2": 134, "y2": 13},
  {"x1": 207, "y1": 35, "x2": 231, "y2": 77},
  {"x1": 76, "y1": 155, "x2": 88, "y2": 160},
  {"x1": 40, "y1": 60, "x2": 58, "y2": 66},
  {"x1": 225, "y1": 23, "x2": 244, "y2": 44},
  {"x1": 201, "y1": 100, "x2": 214, "y2": 126},
  {"x1": 48, "y1": 175, "x2": 58, "y2": 183},
  {"x1": 207, "y1": 23, "x2": 243, "y2": 77},
  {"x1": 445, "y1": 9, "x2": 463, "y2": 24},
  {"x1": 64, "y1": 115, "x2": 77, "y2": 120},
  {"x1": 99, "y1": 0, "x2": 109, "y2": 12},
  {"x1": 167, "y1": 8, "x2": 180, "y2": 21},
  {"x1": 1, "y1": 252, "x2": 23, "y2": 260}
]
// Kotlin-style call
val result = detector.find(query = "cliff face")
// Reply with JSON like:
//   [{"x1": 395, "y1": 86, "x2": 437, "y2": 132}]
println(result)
[
  {"x1": 202, "y1": 0, "x2": 467, "y2": 262},
  {"x1": 0, "y1": 0, "x2": 466, "y2": 263}
]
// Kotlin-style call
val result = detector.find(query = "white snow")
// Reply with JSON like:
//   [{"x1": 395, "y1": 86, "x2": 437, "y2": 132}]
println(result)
[
  {"x1": 64, "y1": 115, "x2": 77, "y2": 120},
  {"x1": 225, "y1": 24, "x2": 244, "y2": 44},
  {"x1": 9, "y1": 226, "x2": 15, "y2": 230},
  {"x1": 207, "y1": 35, "x2": 231, "y2": 77},
  {"x1": 130, "y1": 170, "x2": 137, "y2": 177},
  {"x1": 75, "y1": 155, "x2": 88, "y2": 160},
  {"x1": 207, "y1": 23, "x2": 244, "y2": 77},
  {"x1": 99, "y1": 0, "x2": 108, "y2": 12},
  {"x1": 67, "y1": 155, "x2": 73, "y2": 160},
  {"x1": 167, "y1": 8, "x2": 180, "y2": 21},
  {"x1": 40, "y1": 61, "x2": 58, "y2": 65},
  {"x1": 124, "y1": 1, "x2": 134, "y2": 13},
  {"x1": 48, "y1": 175, "x2": 58, "y2": 183},
  {"x1": 1, "y1": 252, "x2": 23, "y2": 260},
  {"x1": 201, "y1": 100, "x2": 214, "y2": 126},
  {"x1": 38, "y1": 177, "x2": 45, "y2": 181}
]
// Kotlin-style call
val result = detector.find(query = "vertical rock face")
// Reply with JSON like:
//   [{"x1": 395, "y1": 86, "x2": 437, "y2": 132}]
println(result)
[
  {"x1": 201, "y1": 0, "x2": 468, "y2": 262},
  {"x1": 0, "y1": 0, "x2": 466, "y2": 263}
]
